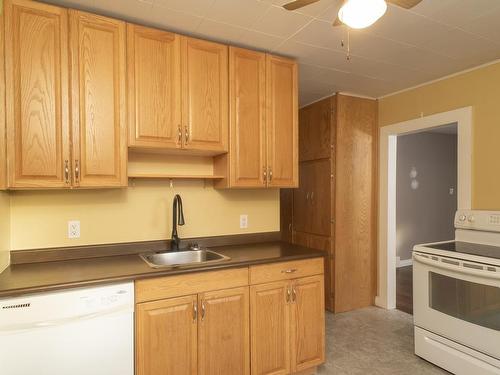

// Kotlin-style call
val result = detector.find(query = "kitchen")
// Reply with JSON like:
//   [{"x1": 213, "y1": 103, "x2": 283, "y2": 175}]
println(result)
[{"x1": 0, "y1": 0, "x2": 500, "y2": 374}]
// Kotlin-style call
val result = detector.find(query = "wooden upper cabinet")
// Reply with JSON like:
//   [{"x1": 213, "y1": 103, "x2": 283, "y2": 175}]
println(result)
[
  {"x1": 229, "y1": 47, "x2": 266, "y2": 187},
  {"x1": 291, "y1": 275, "x2": 325, "y2": 373},
  {"x1": 181, "y1": 37, "x2": 228, "y2": 153},
  {"x1": 5, "y1": 0, "x2": 70, "y2": 188},
  {"x1": 136, "y1": 295, "x2": 198, "y2": 375},
  {"x1": 299, "y1": 97, "x2": 332, "y2": 162},
  {"x1": 69, "y1": 10, "x2": 127, "y2": 187},
  {"x1": 198, "y1": 287, "x2": 250, "y2": 375},
  {"x1": 250, "y1": 281, "x2": 291, "y2": 375},
  {"x1": 127, "y1": 24, "x2": 181, "y2": 149},
  {"x1": 266, "y1": 54, "x2": 298, "y2": 188}
]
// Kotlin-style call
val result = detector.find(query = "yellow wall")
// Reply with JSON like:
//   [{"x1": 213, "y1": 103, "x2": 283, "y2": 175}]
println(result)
[
  {"x1": 379, "y1": 61, "x2": 500, "y2": 209},
  {"x1": 7, "y1": 154, "x2": 280, "y2": 251},
  {"x1": 0, "y1": 191, "x2": 10, "y2": 271},
  {"x1": 10, "y1": 181, "x2": 279, "y2": 251}
]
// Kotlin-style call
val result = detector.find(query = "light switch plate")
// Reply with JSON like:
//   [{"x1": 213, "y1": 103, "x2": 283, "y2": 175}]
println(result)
[
  {"x1": 240, "y1": 214, "x2": 248, "y2": 229},
  {"x1": 68, "y1": 220, "x2": 80, "y2": 239}
]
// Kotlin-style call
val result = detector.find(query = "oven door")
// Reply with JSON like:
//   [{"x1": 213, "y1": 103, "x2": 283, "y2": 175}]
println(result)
[{"x1": 413, "y1": 251, "x2": 500, "y2": 359}]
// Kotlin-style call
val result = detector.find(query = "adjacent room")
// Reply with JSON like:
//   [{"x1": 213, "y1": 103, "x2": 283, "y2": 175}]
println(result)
[
  {"x1": 0, "y1": 0, "x2": 499, "y2": 375},
  {"x1": 396, "y1": 125, "x2": 458, "y2": 314}
]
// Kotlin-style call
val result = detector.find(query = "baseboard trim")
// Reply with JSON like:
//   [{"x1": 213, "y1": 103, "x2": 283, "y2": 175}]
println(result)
[{"x1": 397, "y1": 257, "x2": 413, "y2": 268}]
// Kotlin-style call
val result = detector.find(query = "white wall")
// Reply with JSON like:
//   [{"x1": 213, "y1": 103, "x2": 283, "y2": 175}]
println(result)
[{"x1": 396, "y1": 131, "x2": 457, "y2": 261}]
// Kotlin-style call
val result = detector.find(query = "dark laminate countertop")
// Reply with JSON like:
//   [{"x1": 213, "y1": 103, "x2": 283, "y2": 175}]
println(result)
[{"x1": 0, "y1": 242, "x2": 325, "y2": 298}]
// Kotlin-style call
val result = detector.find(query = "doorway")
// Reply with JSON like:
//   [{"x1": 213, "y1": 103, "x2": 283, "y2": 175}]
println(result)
[
  {"x1": 377, "y1": 107, "x2": 472, "y2": 310},
  {"x1": 395, "y1": 125, "x2": 458, "y2": 314}
]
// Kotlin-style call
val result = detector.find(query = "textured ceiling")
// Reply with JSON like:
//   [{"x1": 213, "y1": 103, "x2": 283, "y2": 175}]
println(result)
[{"x1": 48, "y1": 0, "x2": 500, "y2": 106}]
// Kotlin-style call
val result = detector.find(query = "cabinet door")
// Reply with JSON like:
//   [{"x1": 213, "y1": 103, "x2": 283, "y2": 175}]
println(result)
[
  {"x1": 229, "y1": 47, "x2": 266, "y2": 187},
  {"x1": 5, "y1": 0, "x2": 70, "y2": 188},
  {"x1": 250, "y1": 281, "x2": 291, "y2": 375},
  {"x1": 136, "y1": 295, "x2": 198, "y2": 375},
  {"x1": 291, "y1": 275, "x2": 325, "y2": 372},
  {"x1": 299, "y1": 98, "x2": 332, "y2": 162},
  {"x1": 266, "y1": 54, "x2": 298, "y2": 188},
  {"x1": 198, "y1": 287, "x2": 250, "y2": 375},
  {"x1": 181, "y1": 37, "x2": 228, "y2": 153},
  {"x1": 127, "y1": 24, "x2": 181, "y2": 149},
  {"x1": 293, "y1": 162, "x2": 311, "y2": 233},
  {"x1": 69, "y1": 10, "x2": 127, "y2": 187}
]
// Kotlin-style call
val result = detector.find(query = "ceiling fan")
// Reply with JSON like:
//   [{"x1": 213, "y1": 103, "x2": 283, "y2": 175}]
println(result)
[{"x1": 283, "y1": 0, "x2": 423, "y2": 29}]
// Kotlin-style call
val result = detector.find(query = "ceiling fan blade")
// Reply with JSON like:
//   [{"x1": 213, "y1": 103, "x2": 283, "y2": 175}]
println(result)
[
  {"x1": 332, "y1": 17, "x2": 343, "y2": 27},
  {"x1": 282, "y1": 0, "x2": 321, "y2": 11},
  {"x1": 386, "y1": 0, "x2": 423, "y2": 9}
]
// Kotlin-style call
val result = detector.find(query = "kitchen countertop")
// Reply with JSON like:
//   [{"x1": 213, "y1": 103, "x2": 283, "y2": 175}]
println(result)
[{"x1": 0, "y1": 242, "x2": 325, "y2": 298}]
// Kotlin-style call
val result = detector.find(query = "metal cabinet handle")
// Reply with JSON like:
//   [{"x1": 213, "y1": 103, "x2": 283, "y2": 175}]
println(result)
[
  {"x1": 292, "y1": 287, "x2": 297, "y2": 302},
  {"x1": 306, "y1": 192, "x2": 310, "y2": 200},
  {"x1": 74, "y1": 160, "x2": 80, "y2": 183},
  {"x1": 310, "y1": 191, "x2": 314, "y2": 201},
  {"x1": 281, "y1": 268, "x2": 298, "y2": 274},
  {"x1": 201, "y1": 300, "x2": 206, "y2": 321},
  {"x1": 193, "y1": 302, "x2": 198, "y2": 322},
  {"x1": 263, "y1": 167, "x2": 267, "y2": 184},
  {"x1": 269, "y1": 167, "x2": 273, "y2": 182},
  {"x1": 288, "y1": 223, "x2": 292, "y2": 232},
  {"x1": 184, "y1": 126, "x2": 189, "y2": 145},
  {"x1": 286, "y1": 287, "x2": 291, "y2": 303},
  {"x1": 177, "y1": 125, "x2": 182, "y2": 144},
  {"x1": 64, "y1": 160, "x2": 70, "y2": 184}
]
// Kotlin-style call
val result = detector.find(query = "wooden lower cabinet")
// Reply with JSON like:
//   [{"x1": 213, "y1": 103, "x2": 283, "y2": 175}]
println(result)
[
  {"x1": 136, "y1": 286, "x2": 249, "y2": 375},
  {"x1": 250, "y1": 274, "x2": 325, "y2": 375},
  {"x1": 135, "y1": 262, "x2": 324, "y2": 375},
  {"x1": 136, "y1": 295, "x2": 198, "y2": 375},
  {"x1": 198, "y1": 287, "x2": 250, "y2": 375},
  {"x1": 250, "y1": 281, "x2": 291, "y2": 375},
  {"x1": 291, "y1": 275, "x2": 325, "y2": 373}
]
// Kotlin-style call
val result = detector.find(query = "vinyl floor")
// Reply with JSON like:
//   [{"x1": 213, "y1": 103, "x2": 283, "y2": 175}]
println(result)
[{"x1": 317, "y1": 307, "x2": 450, "y2": 374}]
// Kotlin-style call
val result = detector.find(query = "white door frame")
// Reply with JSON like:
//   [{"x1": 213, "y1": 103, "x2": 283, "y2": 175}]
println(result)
[{"x1": 376, "y1": 107, "x2": 473, "y2": 309}]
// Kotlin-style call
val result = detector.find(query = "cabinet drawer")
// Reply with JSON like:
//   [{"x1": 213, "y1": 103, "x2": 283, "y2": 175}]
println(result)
[
  {"x1": 249, "y1": 258, "x2": 323, "y2": 285},
  {"x1": 135, "y1": 267, "x2": 249, "y2": 303}
]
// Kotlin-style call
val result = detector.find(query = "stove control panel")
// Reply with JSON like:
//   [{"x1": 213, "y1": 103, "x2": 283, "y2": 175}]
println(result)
[{"x1": 455, "y1": 210, "x2": 500, "y2": 232}]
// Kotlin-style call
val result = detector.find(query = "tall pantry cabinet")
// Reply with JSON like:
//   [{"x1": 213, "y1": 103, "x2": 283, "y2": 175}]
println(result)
[{"x1": 281, "y1": 94, "x2": 378, "y2": 313}]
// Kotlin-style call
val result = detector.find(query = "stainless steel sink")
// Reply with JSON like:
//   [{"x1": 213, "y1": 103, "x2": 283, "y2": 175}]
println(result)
[{"x1": 140, "y1": 249, "x2": 230, "y2": 269}]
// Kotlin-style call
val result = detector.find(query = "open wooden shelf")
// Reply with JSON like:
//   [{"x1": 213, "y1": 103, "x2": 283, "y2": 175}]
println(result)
[{"x1": 128, "y1": 173, "x2": 225, "y2": 180}]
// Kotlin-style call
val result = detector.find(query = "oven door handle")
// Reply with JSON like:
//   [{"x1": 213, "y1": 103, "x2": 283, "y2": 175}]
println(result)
[{"x1": 413, "y1": 253, "x2": 500, "y2": 281}]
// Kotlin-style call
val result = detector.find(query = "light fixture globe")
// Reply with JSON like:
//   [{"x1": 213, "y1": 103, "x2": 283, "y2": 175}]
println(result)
[{"x1": 338, "y1": 0, "x2": 388, "y2": 29}]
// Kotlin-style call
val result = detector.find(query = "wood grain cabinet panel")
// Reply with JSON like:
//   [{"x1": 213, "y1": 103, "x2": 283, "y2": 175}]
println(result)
[
  {"x1": 69, "y1": 10, "x2": 127, "y2": 187},
  {"x1": 0, "y1": 10, "x2": 7, "y2": 190},
  {"x1": 298, "y1": 98, "x2": 331, "y2": 162},
  {"x1": 127, "y1": 24, "x2": 181, "y2": 149},
  {"x1": 198, "y1": 287, "x2": 250, "y2": 375},
  {"x1": 181, "y1": 37, "x2": 228, "y2": 153},
  {"x1": 250, "y1": 281, "x2": 290, "y2": 375},
  {"x1": 215, "y1": 47, "x2": 266, "y2": 188},
  {"x1": 5, "y1": 0, "x2": 70, "y2": 188},
  {"x1": 136, "y1": 295, "x2": 198, "y2": 375},
  {"x1": 266, "y1": 55, "x2": 298, "y2": 188},
  {"x1": 291, "y1": 275, "x2": 325, "y2": 373}
]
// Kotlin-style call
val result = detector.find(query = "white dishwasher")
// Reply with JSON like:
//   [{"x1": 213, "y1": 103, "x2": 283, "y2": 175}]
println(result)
[{"x1": 0, "y1": 282, "x2": 134, "y2": 375}]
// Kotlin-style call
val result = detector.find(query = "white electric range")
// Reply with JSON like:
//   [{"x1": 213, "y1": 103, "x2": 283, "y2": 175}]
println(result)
[{"x1": 413, "y1": 210, "x2": 500, "y2": 375}]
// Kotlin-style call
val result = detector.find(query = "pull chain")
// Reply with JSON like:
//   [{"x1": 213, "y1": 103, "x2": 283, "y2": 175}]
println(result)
[{"x1": 341, "y1": 27, "x2": 351, "y2": 61}]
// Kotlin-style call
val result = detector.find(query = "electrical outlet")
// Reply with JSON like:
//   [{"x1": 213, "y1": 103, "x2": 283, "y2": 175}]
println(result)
[
  {"x1": 68, "y1": 220, "x2": 80, "y2": 239},
  {"x1": 239, "y1": 214, "x2": 248, "y2": 229}
]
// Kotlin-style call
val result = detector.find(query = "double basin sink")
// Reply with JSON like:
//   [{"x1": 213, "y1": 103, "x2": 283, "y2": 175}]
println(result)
[{"x1": 140, "y1": 248, "x2": 230, "y2": 269}]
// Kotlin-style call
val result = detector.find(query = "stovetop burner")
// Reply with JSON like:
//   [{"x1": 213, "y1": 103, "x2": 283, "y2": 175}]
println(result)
[{"x1": 429, "y1": 241, "x2": 500, "y2": 260}]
